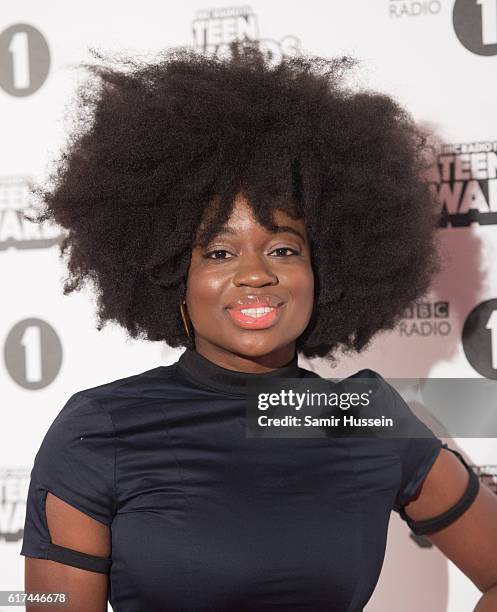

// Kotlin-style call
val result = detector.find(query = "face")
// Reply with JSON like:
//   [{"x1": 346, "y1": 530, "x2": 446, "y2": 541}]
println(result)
[{"x1": 184, "y1": 192, "x2": 315, "y2": 372}]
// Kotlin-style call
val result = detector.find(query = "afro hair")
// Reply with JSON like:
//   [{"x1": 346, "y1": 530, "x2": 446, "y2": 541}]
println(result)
[{"x1": 27, "y1": 42, "x2": 442, "y2": 362}]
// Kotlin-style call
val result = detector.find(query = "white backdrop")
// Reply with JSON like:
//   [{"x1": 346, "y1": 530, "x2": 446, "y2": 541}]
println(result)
[{"x1": 1, "y1": 1, "x2": 496, "y2": 610}]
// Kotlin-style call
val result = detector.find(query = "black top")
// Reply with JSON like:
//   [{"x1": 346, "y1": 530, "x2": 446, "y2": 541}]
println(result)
[{"x1": 20, "y1": 348, "x2": 443, "y2": 611}]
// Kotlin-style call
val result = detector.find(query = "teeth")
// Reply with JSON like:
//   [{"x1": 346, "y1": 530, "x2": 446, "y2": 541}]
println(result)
[{"x1": 240, "y1": 307, "x2": 275, "y2": 318}]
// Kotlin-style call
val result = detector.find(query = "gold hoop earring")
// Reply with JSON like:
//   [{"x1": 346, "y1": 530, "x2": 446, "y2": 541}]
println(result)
[{"x1": 179, "y1": 299, "x2": 192, "y2": 338}]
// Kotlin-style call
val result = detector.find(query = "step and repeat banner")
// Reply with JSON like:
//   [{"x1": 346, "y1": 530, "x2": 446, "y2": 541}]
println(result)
[{"x1": 1, "y1": 1, "x2": 496, "y2": 610}]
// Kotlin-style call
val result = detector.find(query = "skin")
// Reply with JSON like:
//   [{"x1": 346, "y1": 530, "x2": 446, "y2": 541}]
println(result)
[
  {"x1": 25, "y1": 193, "x2": 497, "y2": 611},
  {"x1": 25, "y1": 492, "x2": 110, "y2": 612},
  {"x1": 184, "y1": 192, "x2": 315, "y2": 372}
]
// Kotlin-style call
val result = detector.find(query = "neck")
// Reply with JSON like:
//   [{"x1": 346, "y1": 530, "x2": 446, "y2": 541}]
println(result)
[
  {"x1": 175, "y1": 346, "x2": 305, "y2": 396},
  {"x1": 193, "y1": 339, "x2": 297, "y2": 374}
]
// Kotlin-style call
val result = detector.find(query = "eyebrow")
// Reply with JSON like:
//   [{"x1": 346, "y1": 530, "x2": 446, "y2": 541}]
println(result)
[{"x1": 214, "y1": 225, "x2": 307, "y2": 242}]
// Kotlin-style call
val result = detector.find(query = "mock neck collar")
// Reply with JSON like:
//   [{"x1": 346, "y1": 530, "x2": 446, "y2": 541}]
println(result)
[{"x1": 175, "y1": 347, "x2": 306, "y2": 395}]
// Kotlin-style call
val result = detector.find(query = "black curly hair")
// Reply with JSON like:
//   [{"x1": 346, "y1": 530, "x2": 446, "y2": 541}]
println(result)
[{"x1": 26, "y1": 42, "x2": 442, "y2": 362}]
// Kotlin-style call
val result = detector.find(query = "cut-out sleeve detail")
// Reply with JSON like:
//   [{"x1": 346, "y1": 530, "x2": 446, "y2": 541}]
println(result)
[
  {"x1": 46, "y1": 542, "x2": 111, "y2": 574},
  {"x1": 20, "y1": 392, "x2": 116, "y2": 569},
  {"x1": 398, "y1": 444, "x2": 480, "y2": 535}
]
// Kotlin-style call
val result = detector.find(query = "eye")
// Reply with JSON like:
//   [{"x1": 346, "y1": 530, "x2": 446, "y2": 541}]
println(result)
[
  {"x1": 270, "y1": 247, "x2": 300, "y2": 257},
  {"x1": 203, "y1": 249, "x2": 233, "y2": 260},
  {"x1": 202, "y1": 246, "x2": 300, "y2": 261}
]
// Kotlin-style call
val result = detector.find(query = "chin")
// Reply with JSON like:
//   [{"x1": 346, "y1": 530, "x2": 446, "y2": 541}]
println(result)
[{"x1": 227, "y1": 336, "x2": 291, "y2": 358}]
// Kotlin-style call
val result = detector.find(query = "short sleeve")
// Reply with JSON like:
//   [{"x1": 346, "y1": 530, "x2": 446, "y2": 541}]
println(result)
[
  {"x1": 385, "y1": 381, "x2": 443, "y2": 514},
  {"x1": 20, "y1": 392, "x2": 116, "y2": 561}
]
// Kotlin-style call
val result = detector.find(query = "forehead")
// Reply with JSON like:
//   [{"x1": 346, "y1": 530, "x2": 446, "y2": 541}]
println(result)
[
  {"x1": 192, "y1": 192, "x2": 309, "y2": 248},
  {"x1": 225, "y1": 198, "x2": 303, "y2": 228},
  {"x1": 199, "y1": 193, "x2": 307, "y2": 233},
  {"x1": 219, "y1": 215, "x2": 307, "y2": 246}
]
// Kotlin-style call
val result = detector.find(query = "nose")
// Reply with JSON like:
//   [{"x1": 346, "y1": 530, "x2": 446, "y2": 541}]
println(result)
[{"x1": 232, "y1": 251, "x2": 279, "y2": 287}]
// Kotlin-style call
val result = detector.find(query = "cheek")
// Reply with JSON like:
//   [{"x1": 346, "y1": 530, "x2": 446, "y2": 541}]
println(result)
[
  {"x1": 289, "y1": 269, "x2": 315, "y2": 333},
  {"x1": 185, "y1": 267, "x2": 229, "y2": 321},
  {"x1": 287, "y1": 266, "x2": 314, "y2": 300}
]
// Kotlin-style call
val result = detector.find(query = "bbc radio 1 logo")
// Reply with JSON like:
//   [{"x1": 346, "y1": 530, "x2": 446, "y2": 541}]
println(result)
[
  {"x1": 398, "y1": 301, "x2": 451, "y2": 337},
  {"x1": 0, "y1": 24, "x2": 50, "y2": 96},
  {"x1": 389, "y1": 0, "x2": 442, "y2": 18},
  {"x1": 192, "y1": 5, "x2": 301, "y2": 61},
  {"x1": 0, "y1": 176, "x2": 62, "y2": 250},
  {"x1": 3, "y1": 318, "x2": 63, "y2": 389},
  {"x1": 453, "y1": 0, "x2": 497, "y2": 55},
  {"x1": 463, "y1": 298, "x2": 497, "y2": 379},
  {"x1": 389, "y1": 0, "x2": 497, "y2": 57},
  {"x1": 425, "y1": 141, "x2": 497, "y2": 227}
]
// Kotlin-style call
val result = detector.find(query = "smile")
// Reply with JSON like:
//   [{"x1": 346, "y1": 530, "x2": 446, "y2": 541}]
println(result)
[
  {"x1": 226, "y1": 304, "x2": 285, "y2": 330},
  {"x1": 240, "y1": 307, "x2": 275, "y2": 318}
]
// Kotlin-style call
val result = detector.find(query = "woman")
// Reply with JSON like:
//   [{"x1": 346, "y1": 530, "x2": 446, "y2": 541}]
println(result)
[{"x1": 21, "y1": 43, "x2": 497, "y2": 611}]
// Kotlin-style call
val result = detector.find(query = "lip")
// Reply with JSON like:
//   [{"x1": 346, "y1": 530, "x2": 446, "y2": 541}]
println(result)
[
  {"x1": 225, "y1": 293, "x2": 285, "y2": 310},
  {"x1": 226, "y1": 302, "x2": 286, "y2": 330}
]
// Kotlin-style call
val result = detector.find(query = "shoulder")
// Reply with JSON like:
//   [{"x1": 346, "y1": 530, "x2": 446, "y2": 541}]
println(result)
[
  {"x1": 31, "y1": 390, "x2": 121, "y2": 526},
  {"x1": 36, "y1": 366, "x2": 171, "y2": 458},
  {"x1": 34, "y1": 391, "x2": 115, "y2": 472},
  {"x1": 52, "y1": 363, "x2": 180, "y2": 420},
  {"x1": 73, "y1": 364, "x2": 174, "y2": 402}
]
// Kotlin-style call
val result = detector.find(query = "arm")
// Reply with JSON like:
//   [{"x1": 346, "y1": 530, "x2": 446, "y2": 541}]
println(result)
[
  {"x1": 24, "y1": 492, "x2": 110, "y2": 612},
  {"x1": 474, "y1": 585, "x2": 497, "y2": 611},
  {"x1": 401, "y1": 447, "x2": 497, "y2": 606}
]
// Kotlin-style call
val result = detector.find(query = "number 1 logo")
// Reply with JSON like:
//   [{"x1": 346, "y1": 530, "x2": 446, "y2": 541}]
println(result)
[
  {"x1": 453, "y1": 0, "x2": 497, "y2": 55},
  {"x1": 0, "y1": 24, "x2": 50, "y2": 96}
]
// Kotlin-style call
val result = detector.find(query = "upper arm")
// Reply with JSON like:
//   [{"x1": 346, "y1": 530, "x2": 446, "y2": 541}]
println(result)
[
  {"x1": 379, "y1": 375, "x2": 497, "y2": 592},
  {"x1": 402, "y1": 446, "x2": 497, "y2": 593},
  {"x1": 25, "y1": 493, "x2": 110, "y2": 612},
  {"x1": 20, "y1": 393, "x2": 116, "y2": 611}
]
